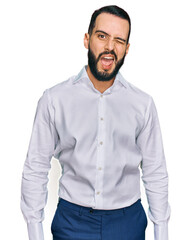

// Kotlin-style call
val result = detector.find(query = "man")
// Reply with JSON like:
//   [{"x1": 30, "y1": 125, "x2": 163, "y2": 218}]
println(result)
[{"x1": 21, "y1": 5, "x2": 170, "y2": 240}]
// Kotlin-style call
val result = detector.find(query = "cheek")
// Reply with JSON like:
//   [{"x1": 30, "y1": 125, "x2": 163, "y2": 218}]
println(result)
[
  {"x1": 90, "y1": 40, "x2": 105, "y2": 56},
  {"x1": 116, "y1": 46, "x2": 126, "y2": 59}
]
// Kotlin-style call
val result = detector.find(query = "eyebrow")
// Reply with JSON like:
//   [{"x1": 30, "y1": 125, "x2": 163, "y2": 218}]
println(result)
[{"x1": 95, "y1": 30, "x2": 126, "y2": 43}]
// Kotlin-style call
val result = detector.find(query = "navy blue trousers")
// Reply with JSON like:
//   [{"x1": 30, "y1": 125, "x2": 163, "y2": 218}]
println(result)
[{"x1": 51, "y1": 198, "x2": 148, "y2": 240}]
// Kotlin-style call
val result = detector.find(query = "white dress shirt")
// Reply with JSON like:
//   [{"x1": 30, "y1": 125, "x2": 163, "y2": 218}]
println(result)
[{"x1": 21, "y1": 65, "x2": 170, "y2": 240}]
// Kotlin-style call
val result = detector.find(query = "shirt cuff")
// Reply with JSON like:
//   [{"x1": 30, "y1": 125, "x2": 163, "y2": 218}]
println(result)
[
  {"x1": 27, "y1": 222, "x2": 44, "y2": 240},
  {"x1": 154, "y1": 222, "x2": 168, "y2": 240}
]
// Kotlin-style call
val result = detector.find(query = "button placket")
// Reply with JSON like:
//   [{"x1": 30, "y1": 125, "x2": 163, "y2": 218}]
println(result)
[{"x1": 94, "y1": 94, "x2": 105, "y2": 208}]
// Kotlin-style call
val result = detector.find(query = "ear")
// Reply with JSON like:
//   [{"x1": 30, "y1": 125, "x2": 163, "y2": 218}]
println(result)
[
  {"x1": 125, "y1": 43, "x2": 130, "y2": 56},
  {"x1": 84, "y1": 33, "x2": 90, "y2": 49}
]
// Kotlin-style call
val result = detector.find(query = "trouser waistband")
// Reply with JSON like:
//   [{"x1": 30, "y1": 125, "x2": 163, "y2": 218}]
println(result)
[{"x1": 57, "y1": 197, "x2": 141, "y2": 216}]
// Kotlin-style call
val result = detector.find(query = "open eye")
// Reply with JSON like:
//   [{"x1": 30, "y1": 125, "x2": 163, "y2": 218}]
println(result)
[{"x1": 98, "y1": 34, "x2": 106, "y2": 40}]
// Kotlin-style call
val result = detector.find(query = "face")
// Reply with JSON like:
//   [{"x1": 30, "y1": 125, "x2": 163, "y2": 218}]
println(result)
[{"x1": 84, "y1": 13, "x2": 130, "y2": 81}]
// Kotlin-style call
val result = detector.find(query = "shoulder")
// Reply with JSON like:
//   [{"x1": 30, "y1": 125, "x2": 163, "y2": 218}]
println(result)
[
  {"x1": 123, "y1": 78, "x2": 153, "y2": 109},
  {"x1": 49, "y1": 75, "x2": 76, "y2": 94},
  {"x1": 118, "y1": 72, "x2": 152, "y2": 104},
  {"x1": 43, "y1": 74, "x2": 77, "y2": 103},
  {"x1": 127, "y1": 80, "x2": 151, "y2": 98}
]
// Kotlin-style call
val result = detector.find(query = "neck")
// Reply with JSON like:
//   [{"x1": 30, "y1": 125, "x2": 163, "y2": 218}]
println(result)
[{"x1": 86, "y1": 65, "x2": 115, "y2": 93}]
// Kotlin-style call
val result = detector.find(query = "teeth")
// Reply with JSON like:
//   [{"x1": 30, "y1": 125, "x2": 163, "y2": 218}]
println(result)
[{"x1": 103, "y1": 57, "x2": 114, "y2": 60}]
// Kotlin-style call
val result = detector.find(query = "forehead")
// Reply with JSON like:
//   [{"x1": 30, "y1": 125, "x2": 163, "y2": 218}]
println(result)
[{"x1": 93, "y1": 13, "x2": 129, "y2": 39}]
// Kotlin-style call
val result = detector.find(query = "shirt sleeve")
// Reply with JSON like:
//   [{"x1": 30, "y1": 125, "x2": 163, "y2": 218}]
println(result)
[
  {"x1": 20, "y1": 89, "x2": 59, "y2": 240},
  {"x1": 136, "y1": 96, "x2": 171, "y2": 240}
]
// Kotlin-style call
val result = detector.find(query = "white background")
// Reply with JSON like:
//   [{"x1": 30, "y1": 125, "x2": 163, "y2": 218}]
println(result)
[{"x1": 0, "y1": 0, "x2": 190, "y2": 239}]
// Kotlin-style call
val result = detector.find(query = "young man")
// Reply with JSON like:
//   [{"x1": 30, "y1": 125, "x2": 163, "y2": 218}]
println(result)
[{"x1": 21, "y1": 5, "x2": 170, "y2": 240}]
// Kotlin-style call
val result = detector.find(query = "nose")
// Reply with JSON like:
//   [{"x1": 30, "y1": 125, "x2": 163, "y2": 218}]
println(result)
[{"x1": 104, "y1": 38, "x2": 115, "y2": 51}]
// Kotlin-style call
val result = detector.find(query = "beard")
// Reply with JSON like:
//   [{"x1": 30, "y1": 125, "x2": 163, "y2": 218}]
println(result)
[{"x1": 88, "y1": 46, "x2": 126, "y2": 81}]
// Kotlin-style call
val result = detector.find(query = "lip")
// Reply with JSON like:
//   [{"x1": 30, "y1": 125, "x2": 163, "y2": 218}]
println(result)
[
  {"x1": 100, "y1": 54, "x2": 115, "y2": 60},
  {"x1": 100, "y1": 55, "x2": 115, "y2": 70}
]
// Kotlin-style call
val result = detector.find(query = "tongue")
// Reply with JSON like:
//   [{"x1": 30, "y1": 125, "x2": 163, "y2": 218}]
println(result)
[{"x1": 101, "y1": 58, "x2": 113, "y2": 66}]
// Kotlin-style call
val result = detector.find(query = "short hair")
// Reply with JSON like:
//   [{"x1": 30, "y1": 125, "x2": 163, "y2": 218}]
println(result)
[{"x1": 88, "y1": 5, "x2": 131, "y2": 44}]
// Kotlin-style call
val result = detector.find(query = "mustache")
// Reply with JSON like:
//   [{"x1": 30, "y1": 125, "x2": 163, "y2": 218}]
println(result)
[{"x1": 97, "y1": 50, "x2": 117, "y2": 62}]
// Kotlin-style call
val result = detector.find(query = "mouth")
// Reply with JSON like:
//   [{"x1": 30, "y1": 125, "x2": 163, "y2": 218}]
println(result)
[{"x1": 100, "y1": 54, "x2": 115, "y2": 70}]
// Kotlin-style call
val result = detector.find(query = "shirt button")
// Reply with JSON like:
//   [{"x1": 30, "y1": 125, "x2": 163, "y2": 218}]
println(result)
[
  {"x1": 97, "y1": 191, "x2": 100, "y2": 195},
  {"x1": 100, "y1": 117, "x2": 104, "y2": 121},
  {"x1": 98, "y1": 167, "x2": 102, "y2": 170},
  {"x1": 100, "y1": 141, "x2": 103, "y2": 145},
  {"x1": 100, "y1": 95, "x2": 103, "y2": 98}
]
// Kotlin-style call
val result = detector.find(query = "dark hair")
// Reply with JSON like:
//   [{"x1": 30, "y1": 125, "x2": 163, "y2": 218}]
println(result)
[{"x1": 88, "y1": 5, "x2": 131, "y2": 44}]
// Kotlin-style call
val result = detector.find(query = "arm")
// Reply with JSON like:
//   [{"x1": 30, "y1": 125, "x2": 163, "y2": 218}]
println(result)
[
  {"x1": 136, "y1": 96, "x2": 171, "y2": 240},
  {"x1": 20, "y1": 89, "x2": 59, "y2": 240}
]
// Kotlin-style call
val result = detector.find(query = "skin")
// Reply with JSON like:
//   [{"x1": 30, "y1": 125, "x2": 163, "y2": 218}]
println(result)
[{"x1": 84, "y1": 13, "x2": 130, "y2": 93}]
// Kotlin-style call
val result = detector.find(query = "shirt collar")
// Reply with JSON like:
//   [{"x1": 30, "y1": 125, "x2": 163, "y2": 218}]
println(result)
[{"x1": 72, "y1": 65, "x2": 128, "y2": 89}]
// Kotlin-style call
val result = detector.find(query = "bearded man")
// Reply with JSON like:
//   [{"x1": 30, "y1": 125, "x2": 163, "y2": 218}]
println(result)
[{"x1": 21, "y1": 5, "x2": 170, "y2": 240}]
